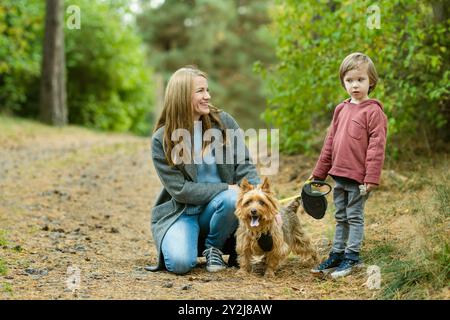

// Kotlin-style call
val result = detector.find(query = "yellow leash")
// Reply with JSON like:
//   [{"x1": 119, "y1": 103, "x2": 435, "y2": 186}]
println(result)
[
  {"x1": 278, "y1": 179, "x2": 313, "y2": 204},
  {"x1": 278, "y1": 194, "x2": 300, "y2": 204}
]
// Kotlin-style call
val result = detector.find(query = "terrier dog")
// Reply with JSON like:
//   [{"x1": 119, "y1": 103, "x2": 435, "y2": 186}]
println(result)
[{"x1": 235, "y1": 177, "x2": 318, "y2": 277}]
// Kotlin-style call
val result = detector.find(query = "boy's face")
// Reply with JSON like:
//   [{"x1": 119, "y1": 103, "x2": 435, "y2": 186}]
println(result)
[{"x1": 343, "y1": 63, "x2": 370, "y2": 103}]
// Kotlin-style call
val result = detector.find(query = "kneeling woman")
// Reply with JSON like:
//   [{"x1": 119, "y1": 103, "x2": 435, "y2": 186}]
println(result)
[{"x1": 149, "y1": 66, "x2": 260, "y2": 274}]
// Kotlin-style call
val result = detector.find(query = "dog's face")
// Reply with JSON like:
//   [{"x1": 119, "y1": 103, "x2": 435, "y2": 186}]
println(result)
[{"x1": 235, "y1": 177, "x2": 279, "y2": 230}]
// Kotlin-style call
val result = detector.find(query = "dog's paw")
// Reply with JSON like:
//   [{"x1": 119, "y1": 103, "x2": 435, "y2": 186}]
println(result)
[
  {"x1": 236, "y1": 268, "x2": 248, "y2": 276},
  {"x1": 251, "y1": 262, "x2": 266, "y2": 276},
  {"x1": 264, "y1": 269, "x2": 275, "y2": 278}
]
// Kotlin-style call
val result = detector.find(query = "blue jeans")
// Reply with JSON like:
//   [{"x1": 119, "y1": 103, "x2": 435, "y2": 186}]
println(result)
[
  {"x1": 161, "y1": 189, "x2": 238, "y2": 274},
  {"x1": 331, "y1": 177, "x2": 369, "y2": 261}
]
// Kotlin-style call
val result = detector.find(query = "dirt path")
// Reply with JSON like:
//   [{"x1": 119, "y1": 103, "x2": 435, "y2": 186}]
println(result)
[{"x1": 0, "y1": 124, "x2": 378, "y2": 300}]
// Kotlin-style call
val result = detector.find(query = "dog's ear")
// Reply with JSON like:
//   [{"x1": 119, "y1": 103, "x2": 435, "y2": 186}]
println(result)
[
  {"x1": 240, "y1": 178, "x2": 253, "y2": 192},
  {"x1": 260, "y1": 177, "x2": 271, "y2": 193}
]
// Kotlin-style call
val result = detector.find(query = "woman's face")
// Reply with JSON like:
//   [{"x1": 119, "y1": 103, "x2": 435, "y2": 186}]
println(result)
[{"x1": 192, "y1": 76, "x2": 211, "y2": 121}]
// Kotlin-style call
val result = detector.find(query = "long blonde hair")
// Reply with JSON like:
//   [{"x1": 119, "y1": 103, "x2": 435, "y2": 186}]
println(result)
[{"x1": 154, "y1": 66, "x2": 225, "y2": 166}]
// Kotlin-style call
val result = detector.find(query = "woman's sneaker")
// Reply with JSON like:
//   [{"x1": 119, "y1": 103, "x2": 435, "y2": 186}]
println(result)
[
  {"x1": 330, "y1": 258, "x2": 362, "y2": 279},
  {"x1": 202, "y1": 247, "x2": 226, "y2": 272},
  {"x1": 311, "y1": 253, "x2": 343, "y2": 275}
]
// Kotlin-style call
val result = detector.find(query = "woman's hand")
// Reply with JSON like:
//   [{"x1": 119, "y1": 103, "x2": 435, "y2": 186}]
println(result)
[{"x1": 228, "y1": 184, "x2": 240, "y2": 193}]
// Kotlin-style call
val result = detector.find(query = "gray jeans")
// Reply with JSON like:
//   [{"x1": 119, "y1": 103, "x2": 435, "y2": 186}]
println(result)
[{"x1": 331, "y1": 176, "x2": 369, "y2": 260}]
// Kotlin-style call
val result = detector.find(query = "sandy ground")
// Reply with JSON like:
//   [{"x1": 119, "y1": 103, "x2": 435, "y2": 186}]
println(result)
[{"x1": 0, "y1": 125, "x2": 388, "y2": 300}]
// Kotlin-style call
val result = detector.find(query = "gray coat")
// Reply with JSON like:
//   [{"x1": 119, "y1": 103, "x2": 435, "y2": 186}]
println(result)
[{"x1": 149, "y1": 111, "x2": 260, "y2": 270}]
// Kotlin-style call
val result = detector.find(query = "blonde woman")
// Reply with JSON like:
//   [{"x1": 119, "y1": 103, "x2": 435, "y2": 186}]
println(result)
[{"x1": 147, "y1": 66, "x2": 260, "y2": 274}]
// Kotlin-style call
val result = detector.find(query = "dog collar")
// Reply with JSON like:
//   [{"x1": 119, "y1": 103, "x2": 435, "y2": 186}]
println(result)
[{"x1": 258, "y1": 232, "x2": 273, "y2": 252}]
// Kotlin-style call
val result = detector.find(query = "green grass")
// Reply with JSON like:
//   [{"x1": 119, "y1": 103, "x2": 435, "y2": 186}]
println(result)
[
  {"x1": 0, "y1": 115, "x2": 54, "y2": 136},
  {"x1": 2, "y1": 283, "x2": 13, "y2": 294},
  {"x1": 382, "y1": 260, "x2": 433, "y2": 299},
  {"x1": 0, "y1": 115, "x2": 142, "y2": 138},
  {"x1": 380, "y1": 245, "x2": 449, "y2": 300},
  {"x1": 0, "y1": 230, "x2": 9, "y2": 276},
  {"x1": 434, "y1": 183, "x2": 450, "y2": 218},
  {"x1": 363, "y1": 242, "x2": 432, "y2": 299},
  {"x1": 0, "y1": 259, "x2": 7, "y2": 276},
  {"x1": 364, "y1": 242, "x2": 398, "y2": 264},
  {"x1": 363, "y1": 177, "x2": 450, "y2": 299},
  {"x1": 0, "y1": 230, "x2": 8, "y2": 247}
]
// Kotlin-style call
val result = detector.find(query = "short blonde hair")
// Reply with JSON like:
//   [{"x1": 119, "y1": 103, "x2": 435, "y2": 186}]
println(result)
[{"x1": 339, "y1": 52, "x2": 378, "y2": 94}]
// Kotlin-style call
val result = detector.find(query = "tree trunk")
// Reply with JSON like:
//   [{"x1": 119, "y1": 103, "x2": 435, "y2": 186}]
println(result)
[
  {"x1": 430, "y1": 0, "x2": 449, "y2": 22},
  {"x1": 40, "y1": 0, "x2": 67, "y2": 126}
]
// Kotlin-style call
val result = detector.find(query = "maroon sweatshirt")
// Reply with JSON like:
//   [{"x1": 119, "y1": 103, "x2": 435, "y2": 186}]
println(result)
[{"x1": 313, "y1": 98, "x2": 387, "y2": 185}]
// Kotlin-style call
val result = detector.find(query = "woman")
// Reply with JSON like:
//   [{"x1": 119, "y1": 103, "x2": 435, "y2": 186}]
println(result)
[{"x1": 148, "y1": 66, "x2": 260, "y2": 274}]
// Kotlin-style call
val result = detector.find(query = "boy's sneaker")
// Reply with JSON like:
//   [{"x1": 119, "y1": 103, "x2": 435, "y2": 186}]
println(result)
[
  {"x1": 202, "y1": 247, "x2": 226, "y2": 272},
  {"x1": 330, "y1": 258, "x2": 362, "y2": 279},
  {"x1": 310, "y1": 253, "x2": 343, "y2": 275}
]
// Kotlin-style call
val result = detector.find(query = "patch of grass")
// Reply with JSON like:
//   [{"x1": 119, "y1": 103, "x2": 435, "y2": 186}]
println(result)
[
  {"x1": 12, "y1": 245, "x2": 23, "y2": 253},
  {"x1": 28, "y1": 141, "x2": 142, "y2": 173},
  {"x1": 0, "y1": 230, "x2": 8, "y2": 247},
  {"x1": 365, "y1": 177, "x2": 450, "y2": 299},
  {"x1": 0, "y1": 115, "x2": 53, "y2": 138},
  {"x1": 381, "y1": 258, "x2": 446, "y2": 299},
  {"x1": 434, "y1": 183, "x2": 450, "y2": 218},
  {"x1": 363, "y1": 240, "x2": 438, "y2": 299},
  {"x1": 0, "y1": 115, "x2": 137, "y2": 150},
  {"x1": 282, "y1": 287, "x2": 293, "y2": 296},
  {"x1": 0, "y1": 115, "x2": 99, "y2": 137},
  {"x1": 364, "y1": 241, "x2": 398, "y2": 265},
  {"x1": 2, "y1": 283, "x2": 13, "y2": 294},
  {"x1": 0, "y1": 259, "x2": 7, "y2": 276}
]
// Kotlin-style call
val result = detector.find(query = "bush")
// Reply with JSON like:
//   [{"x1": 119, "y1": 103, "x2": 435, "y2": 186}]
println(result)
[
  {"x1": 0, "y1": 1, "x2": 44, "y2": 114},
  {"x1": 261, "y1": 0, "x2": 449, "y2": 154},
  {"x1": 0, "y1": 0, "x2": 154, "y2": 135},
  {"x1": 66, "y1": 0, "x2": 154, "y2": 135}
]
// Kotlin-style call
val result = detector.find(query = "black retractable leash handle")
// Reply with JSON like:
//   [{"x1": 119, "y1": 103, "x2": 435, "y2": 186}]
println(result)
[
  {"x1": 301, "y1": 179, "x2": 332, "y2": 219},
  {"x1": 302, "y1": 179, "x2": 332, "y2": 197}
]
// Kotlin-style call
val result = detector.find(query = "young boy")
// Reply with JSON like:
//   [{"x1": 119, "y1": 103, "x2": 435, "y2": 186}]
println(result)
[{"x1": 310, "y1": 52, "x2": 387, "y2": 279}]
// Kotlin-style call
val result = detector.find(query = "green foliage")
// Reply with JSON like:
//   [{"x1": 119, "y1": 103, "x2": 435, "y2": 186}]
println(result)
[
  {"x1": 66, "y1": 0, "x2": 154, "y2": 135},
  {"x1": 261, "y1": 0, "x2": 450, "y2": 154},
  {"x1": 0, "y1": 260, "x2": 7, "y2": 276},
  {"x1": 0, "y1": 0, "x2": 154, "y2": 135},
  {"x1": 0, "y1": 232, "x2": 7, "y2": 248},
  {"x1": 137, "y1": 0, "x2": 277, "y2": 129},
  {"x1": 0, "y1": 0, "x2": 44, "y2": 114},
  {"x1": 2, "y1": 282, "x2": 13, "y2": 294},
  {"x1": 0, "y1": 230, "x2": 8, "y2": 276}
]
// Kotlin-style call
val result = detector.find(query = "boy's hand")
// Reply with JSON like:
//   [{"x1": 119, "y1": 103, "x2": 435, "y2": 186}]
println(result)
[
  {"x1": 308, "y1": 174, "x2": 321, "y2": 181},
  {"x1": 365, "y1": 183, "x2": 377, "y2": 192}
]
